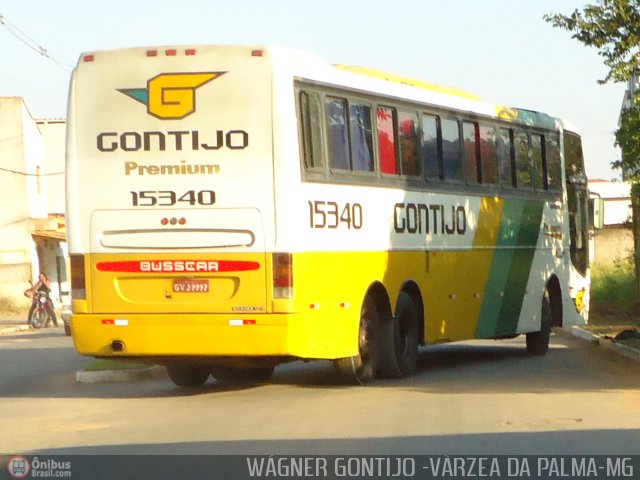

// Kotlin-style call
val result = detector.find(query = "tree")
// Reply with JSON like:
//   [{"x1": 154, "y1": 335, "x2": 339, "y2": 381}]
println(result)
[
  {"x1": 545, "y1": 1, "x2": 640, "y2": 294},
  {"x1": 544, "y1": 1, "x2": 640, "y2": 84}
]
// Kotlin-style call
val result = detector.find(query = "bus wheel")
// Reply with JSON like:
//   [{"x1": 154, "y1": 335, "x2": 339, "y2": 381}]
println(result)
[
  {"x1": 166, "y1": 364, "x2": 210, "y2": 387},
  {"x1": 210, "y1": 366, "x2": 274, "y2": 384},
  {"x1": 379, "y1": 292, "x2": 419, "y2": 379},
  {"x1": 526, "y1": 293, "x2": 552, "y2": 356},
  {"x1": 334, "y1": 295, "x2": 380, "y2": 384}
]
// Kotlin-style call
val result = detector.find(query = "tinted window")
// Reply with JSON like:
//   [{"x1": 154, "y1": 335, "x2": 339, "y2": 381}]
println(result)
[
  {"x1": 349, "y1": 103, "x2": 374, "y2": 172},
  {"x1": 531, "y1": 133, "x2": 547, "y2": 190},
  {"x1": 441, "y1": 118, "x2": 462, "y2": 181},
  {"x1": 399, "y1": 111, "x2": 421, "y2": 176},
  {"x1": 498, "y1": 128, "x2": 515, "y2": 188},
  {"x1": 546, "y1": 134, "x2": 562, "y2": 190},
  {"x1": 377, "y1": 106, "x2": 398, "y2": 175},
  {"x1": 326, "y1": 97, "x2": 350, "y2": 170},
  {"x1": 299, "y1": 91, "x2": 324, "y2": 170},
  {"x1": 479, "y1": 125, "x2": 498, "y2": 185},
  {"x1": 514, "y1": 130, "x2": 531, "y2": 189},
  {"x1": 422, "y1": 114, "x2": 440, "y2": 179},
  {"x1": 463, "y1": 121, "x2": 480, "y2": 184}
]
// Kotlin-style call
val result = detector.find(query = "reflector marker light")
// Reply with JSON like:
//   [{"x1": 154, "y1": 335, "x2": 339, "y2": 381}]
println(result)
[
  {"x1": 251, "y1": 49, "x2": 264, "y2": 57},
  {"x1": 101, "y1": 319, "x2": 129, "y2": 326},
  {"x1": 185, "y1": 49, "x2": 196, "y2": 56},
  {"x1": 83, "y1": 54, "x2": 95, "y2": 62},
  {"x1": 309, "y1": 304, "x2": 321, "y2": 310},
  {"x1": 165, "y1": 49, "x2": 177, "y2": 56},
  {"x1": 229, "y1": 319, "x2": 256, "y2": 326},
  {"x1": 146, "y1": 50, "x2": 158, "y2": 57}
]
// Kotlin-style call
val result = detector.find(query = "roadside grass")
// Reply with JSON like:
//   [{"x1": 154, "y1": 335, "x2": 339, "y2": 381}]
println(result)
[
  {"x1": 590, "y1": 259, "x2": 639, "y2": 320},
  {"x1": 587, "y1": 259, "x2": 640, "y2": 348},
  {"x1": 84, "y1": 359, "x2": 154, "y2": 372}
]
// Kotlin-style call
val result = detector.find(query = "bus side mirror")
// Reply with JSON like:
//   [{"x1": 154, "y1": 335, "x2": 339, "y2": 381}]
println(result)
[{"x1": 589, "y1": 197, "x2": 604, "y2": 229}]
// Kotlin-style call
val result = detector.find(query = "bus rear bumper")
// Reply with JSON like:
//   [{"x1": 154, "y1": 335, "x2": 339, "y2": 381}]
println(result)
[{"x1": 71, "y1": 313, "x2": 354, "y2": 361}]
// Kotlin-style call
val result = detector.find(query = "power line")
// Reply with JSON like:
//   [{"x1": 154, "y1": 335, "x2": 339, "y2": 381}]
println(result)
[
  {"x1": 0, "y1": 166, "x2": 64, "y2": 177},
  {"x1": 0, "y1": 12, "x2": 73, "y2": 72}
]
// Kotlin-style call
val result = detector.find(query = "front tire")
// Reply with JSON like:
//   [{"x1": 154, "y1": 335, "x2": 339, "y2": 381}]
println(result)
[
  {"x1": 334, "y1": 295, "x2": 380, "y2": 384},
  {"x1": 167, "y1": 364, "x2": 210, "y2": 387},
  {"x1": 30, "y1": 309, "x2": 47, "y2": 329},
  {"x1": 526, "y1": 293, "x2": 552, "y2": 356}
]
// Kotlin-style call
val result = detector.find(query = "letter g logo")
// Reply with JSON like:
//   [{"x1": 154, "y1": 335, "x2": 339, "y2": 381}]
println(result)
[{"x1": 118, "y1": 71, "x2": 225, "y2": 120}]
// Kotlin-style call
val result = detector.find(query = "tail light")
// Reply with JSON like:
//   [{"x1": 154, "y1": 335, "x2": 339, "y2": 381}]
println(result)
[
  {"x1": 70, "y1": 254, "x2": 86, "y2": 300},
  {"x1": 273, "y1": 253, "x2": 293, "y2": 299}
]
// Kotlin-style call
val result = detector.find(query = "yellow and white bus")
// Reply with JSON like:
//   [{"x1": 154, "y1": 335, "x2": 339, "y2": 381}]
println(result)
[{"x1": 66, "y1": 45, "x2": 591, "y2": 386}]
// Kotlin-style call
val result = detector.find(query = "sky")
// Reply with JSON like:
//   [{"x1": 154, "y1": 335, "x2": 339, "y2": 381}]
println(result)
[{"x1": 0, "y1": 0, "x2": 629, "y2": 180}]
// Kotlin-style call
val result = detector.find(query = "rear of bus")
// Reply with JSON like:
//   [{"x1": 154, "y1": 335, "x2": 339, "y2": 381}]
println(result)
[{"x1": 67, "y1": 46, "x2": 295, "y2": 367}]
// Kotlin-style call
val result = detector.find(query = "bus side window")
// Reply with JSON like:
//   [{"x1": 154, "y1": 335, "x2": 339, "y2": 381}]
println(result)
[
  {"x1": 398, "y1": 110, "x2": 421, "y2": 176},
  {"x1": 463, "y1": 121, "x2": 480, "y2": 185},
  {"x1": 325, "y1": 96, "x2": 350, "y2": 170},
  {"x1": 479, "y1": 124, "x2": 498, "y2": 185},
  {"x1": 441, "y1": 118, "x2": 462, "y2": 182},
  {"x1": 377, "y1": 106, "x2": 399, "y2": 175},
  {"x1": 546, "y1": 134, "x2": 562, "y2": 190},
  {"x1": 299, "y1": 91, "x2": 324, "y2": 170},
  {"x1": 514, "y1": 130, "x2": 532, "y2": 189},
  {"x1": 531, "y1": 133, "x2": 547, "y2": 191},
  {"x1": 349, "y1": 103, "x2": 374, "y2": 172},
  {"x1": 422, "y1": 113, "x2": 441, "y2": 180},
  {"x1": 498, "y1": 128, "x2": 516, "y2": 189}
]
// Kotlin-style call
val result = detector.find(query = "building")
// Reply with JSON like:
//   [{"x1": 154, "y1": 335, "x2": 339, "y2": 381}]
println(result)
[
  {"x1": 588, "y1": 179, "x2": 632, "y2": 264},
  {"x1": 0, "y1": 97, "x2": 67, "y2": 307}
]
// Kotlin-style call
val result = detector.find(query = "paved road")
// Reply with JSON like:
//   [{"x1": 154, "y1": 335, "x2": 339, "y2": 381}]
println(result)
[{"x1": 1, "y1": 329, "x2": 640, "y2": 455}]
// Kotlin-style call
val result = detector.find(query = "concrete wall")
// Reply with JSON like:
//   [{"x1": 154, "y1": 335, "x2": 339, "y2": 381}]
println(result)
[
  {"x1": 37, "y1": 120, "x2": 66, "y2": 214},
  {"x1": 592, "y1": 225, "x2": 633, "y2": 265},
  {"x1": 0, "y1": 98, "x2": 55, "y2": 304}
]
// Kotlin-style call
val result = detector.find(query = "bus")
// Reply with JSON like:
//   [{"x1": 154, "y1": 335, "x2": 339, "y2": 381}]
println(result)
[{"x1": 66, "y1": 45, "x2": 591, "y2": 386}]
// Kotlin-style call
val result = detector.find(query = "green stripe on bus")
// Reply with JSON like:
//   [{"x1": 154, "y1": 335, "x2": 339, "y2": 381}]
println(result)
[{"x1": 475, "y1": 199, "x2": 544, "y2": 338}]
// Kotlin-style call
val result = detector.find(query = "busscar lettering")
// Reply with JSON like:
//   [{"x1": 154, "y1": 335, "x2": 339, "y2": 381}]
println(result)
[
  {"x1": 97, "y1": 130, "x2": 249, "y2": 152},
  {"x1": 394, "y1": 203, "x2": 466, "y2": 235},
  {"x1": 140, "y1": 261, "x2": 219, "y2": 272}
]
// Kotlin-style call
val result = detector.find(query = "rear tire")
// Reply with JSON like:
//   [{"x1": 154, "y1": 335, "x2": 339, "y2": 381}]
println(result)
[
  {"x1": 210, "y1": 366, "x2": 274, "y2": 384},
  {"x1": 378, "y1": 292, "x2": 419, "y2": 378},
  {"x1": 334, "y1": 295, "x2": 380, "y2": 384},
  {"x1": 167, "y1": 364, "x2": 210, "y2": 387},
  {"x1": 526, "y1": 293, "x2": 552, "y2": 356}
]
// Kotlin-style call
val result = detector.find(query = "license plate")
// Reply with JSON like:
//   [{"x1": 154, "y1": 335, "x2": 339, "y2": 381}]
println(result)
[{"x1": 173, "y1": 278, "x2": 209, "y2": 293}]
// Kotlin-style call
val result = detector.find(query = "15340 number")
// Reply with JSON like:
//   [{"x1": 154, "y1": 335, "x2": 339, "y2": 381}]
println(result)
[
  {"x1": 308, "y1": 201, "x2": 363, "y2": 229},
  {"x1": 130, "y1": 190, "x2": 216, "y2": 207}
]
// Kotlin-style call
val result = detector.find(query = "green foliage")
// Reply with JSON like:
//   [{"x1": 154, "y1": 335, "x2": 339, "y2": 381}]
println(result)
[
  {"x1": 544, "y1": 0, "x2": 640, "y2": 84},
  {"x1": 591, "y1": 258, "x2": 639, "y2": 314},
  {"x1": 614, "y1": 98, "x2": 640, "y2": 178}
]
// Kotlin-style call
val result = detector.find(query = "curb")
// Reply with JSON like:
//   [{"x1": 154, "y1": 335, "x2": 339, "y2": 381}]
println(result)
[
  {"x1": 565, "y1": 326, "x2": 640, "y2": 363},
  {"x1": 0, "y1": 325, "x2": 31, "y2": 336},
  {"x1": 75, "y1": 365, "x2": 166, "y2": 383}
]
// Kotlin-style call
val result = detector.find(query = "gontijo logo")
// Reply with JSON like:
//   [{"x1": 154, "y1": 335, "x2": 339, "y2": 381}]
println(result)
[{"x1": 118, "y1": 72, "x2": 225, "y2": 119}]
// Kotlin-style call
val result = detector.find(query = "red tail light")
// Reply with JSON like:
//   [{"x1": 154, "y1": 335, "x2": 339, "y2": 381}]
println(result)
[
  {"x1": 273, "y1": 253, "x2": 293, "y2": 299},
  {"x1": 70, "y1": 254, "x2": 86, "y2": 300}
]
